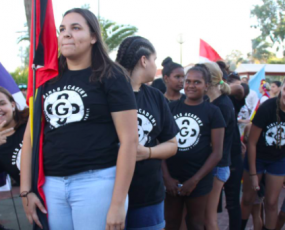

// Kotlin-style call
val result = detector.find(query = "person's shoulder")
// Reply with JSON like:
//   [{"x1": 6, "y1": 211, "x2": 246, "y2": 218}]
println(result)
[
  {"x1": 142, "y1": 84, "x2": 165, "y2": 98},
  {"x1": 169, "y1": 98, "x2": 181, "y2": 110},
  {"x1": 259, "y1": 97, "x2": 277, "y2": 109}
]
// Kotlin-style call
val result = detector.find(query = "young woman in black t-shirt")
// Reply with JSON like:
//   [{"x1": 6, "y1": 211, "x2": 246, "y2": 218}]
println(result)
[
  {"x1": 161, "y1": 57, "x2": 185, "y2": 102},
  {"x1": 202, "y1": 62, "x2": 235, "y2": 230},
  {"x1": 163, "y1": 65, "x2": 225, "y2": 230},
  {"x1": 241, "y1": 79, "x2": 285, "y2": 230},
  {"x1": 20, "y1": 9, "x2": 138, "y2": 230},
  {"x1": 0, "y1": 87, "x2": 28, "y2": 185},
  {"x1": 116, "y1": 36, "x2": 179, "y2": 230}
]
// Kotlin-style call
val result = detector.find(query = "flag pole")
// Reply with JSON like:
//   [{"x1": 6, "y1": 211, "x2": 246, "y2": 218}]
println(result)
[{"x1": 33, "y1": 0, "x2": 36, "y2": 104}]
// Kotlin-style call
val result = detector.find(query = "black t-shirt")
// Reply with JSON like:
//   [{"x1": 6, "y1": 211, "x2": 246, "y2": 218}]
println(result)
[
  {"x1": 212, "y1": 95, "x2": 235, "y2": 167},
  {"x1": 167, "y1": 99, "x2": 226, "y2": 183},
  {"x1": 229, "y1": 96, "x2": 245, "y2": 157},
  {"x1": 129, "y1": 84, "x2": 179, "y2": 208},
  {"x1": 0, "y1": 123, "x2": 26, "y2": 184},
  {"x1": 253, "y1": 98, "x2": 285, "y2": 160},
  {"x1": 43, "y1": 67, "x2": 137, "y2": 176}
]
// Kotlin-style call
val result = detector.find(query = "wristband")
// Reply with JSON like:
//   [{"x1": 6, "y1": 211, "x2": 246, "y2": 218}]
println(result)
[
  {"x1": 19, "y1": 190, "x2": 33, "y2": 206},
  {"x1": 148, "y1": 147, "x2": 152, "y2": 159}
]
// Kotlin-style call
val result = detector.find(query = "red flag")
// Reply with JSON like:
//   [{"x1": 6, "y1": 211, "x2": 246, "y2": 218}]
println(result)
[
  {"x1": 199, "y1": 39, "x2": 222, "y2": 62},
  {"x1": 27, "y1": 0, "x2": 58, "y2": 102}
]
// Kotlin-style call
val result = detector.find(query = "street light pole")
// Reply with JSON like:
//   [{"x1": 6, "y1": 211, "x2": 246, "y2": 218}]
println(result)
[{"x1": 177, "y1": 34, "x2": 185, "y2": 65}]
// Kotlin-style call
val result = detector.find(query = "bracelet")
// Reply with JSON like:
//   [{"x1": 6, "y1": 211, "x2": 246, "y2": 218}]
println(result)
[
  {"x1": 19, "y1": 190, "x2": 33, "y2": 206},
  {"x1": 249, "y1": 174, "x2": 257, "y2": 176},
  {"x1": 148, "y1": 147, "x2": 152, "y2": 159}
]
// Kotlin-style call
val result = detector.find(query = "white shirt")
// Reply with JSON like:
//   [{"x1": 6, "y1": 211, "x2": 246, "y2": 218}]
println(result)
[{"x1": 246, "y1": 90, "x2": 259, "y2": 114}]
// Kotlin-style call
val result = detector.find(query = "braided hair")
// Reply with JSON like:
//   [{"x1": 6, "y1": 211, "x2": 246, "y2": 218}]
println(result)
[
  {"x1": 276, "y1": 79, "x2": 285, "y2": 149},
  {"x1": 161, "y1": 57, "x2": 182, "y2": 77},
  {"x1": 116, "y1": 36, "x2": 155, "y2": 73}
]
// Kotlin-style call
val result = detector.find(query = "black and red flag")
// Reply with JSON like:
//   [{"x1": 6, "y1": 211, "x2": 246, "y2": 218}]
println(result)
[{"x1": 27, "y1": 0, "x2": 58, "y2": 229}]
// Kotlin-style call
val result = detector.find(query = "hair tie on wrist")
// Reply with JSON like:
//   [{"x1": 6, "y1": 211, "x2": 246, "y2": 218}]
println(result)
[{"x1": 220, "y1": 80, "x2": 224, "y2": 85}]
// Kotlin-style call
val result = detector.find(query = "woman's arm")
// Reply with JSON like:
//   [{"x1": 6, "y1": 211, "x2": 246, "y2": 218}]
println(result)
[
  {"x1": 106, "y1": 110, "x2": 138, "y2": 230},
  {"x1": 136, "y1": 137, "x2": 177, "y2": 161},
  {"x1": 247, "y1": 124, "x2": 262, "y2": 191},
  {"x1": 180, "y1": 128, "x2": 224, "y2": 196},
  {"x1": 20, "y1": 117, "x2": 47, "y2": 229}
]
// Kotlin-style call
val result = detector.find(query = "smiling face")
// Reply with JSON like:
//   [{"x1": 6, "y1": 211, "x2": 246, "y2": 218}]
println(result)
[
  {"x1": 164, "y1": 67, "x2": 185, "y2": 92},
  {"x1": 184, "y1": 70, "x2": 207, "y2": 101},
  {"x1": 58, "y1": 12, "x2": 96, "y2": 61},
  {"x1": 0, "y1": 92, "x2": 15, "y2": 129}
]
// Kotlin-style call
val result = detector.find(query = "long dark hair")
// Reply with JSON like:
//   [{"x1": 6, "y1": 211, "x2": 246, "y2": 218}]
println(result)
[
  {"x1": 116, "y1": 36, "x2": 155, "y2": 74},
  {"x1": 58, "y1": 8, "x2": 125, "y2": 82},
  {"x1": 0, "y1": 87, "x2": 29, "y2": 130},
  {"x1": 276, "y1": 79, "x2": 285, "y2": 149}
]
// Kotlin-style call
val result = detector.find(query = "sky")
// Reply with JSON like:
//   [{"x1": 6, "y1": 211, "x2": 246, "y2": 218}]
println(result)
[{"x1": 0, "y1": 0, "x2": 262, "y2": 72}]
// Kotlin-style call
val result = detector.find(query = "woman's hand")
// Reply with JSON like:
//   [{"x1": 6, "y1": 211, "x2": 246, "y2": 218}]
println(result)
[
  {"x1": 250, "y1": 175, "x2": 260, "y2": 191},
  {"x1": 136, "y1": 144, "x2": 150, "y2": 161},
  {"x1": 106, "y1": 204, "x2": 126, "y2": 230},
  {"x1": 179, "y1": 177, "x2": 199, "y2": 196},
  {"x1": 164, "y1": 176, "x2": 180, "y2": 197},
  {"x1": 22, "y1": 192, "x2": 47, "y2": 229},
  {"x1": 0, "y1": 121, "x2": 14, "y2": 145}
]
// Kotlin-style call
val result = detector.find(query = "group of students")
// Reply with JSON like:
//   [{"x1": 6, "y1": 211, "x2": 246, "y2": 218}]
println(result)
[{"x1": 0, "y1": 8, "x2": 285, "y2": 230}]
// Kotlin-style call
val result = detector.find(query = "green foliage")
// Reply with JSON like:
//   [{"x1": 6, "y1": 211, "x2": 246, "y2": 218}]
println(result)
[
  {"x1": 225, "y1": 50, "x2": 249, "y2": 70},
  {"x1": 267, "y1": 56, "x2": 285, "y2": 63},
  {"x1": 249, "y1": 36, "x2": 274, "y2": 62},
  {"x1": 251, "y1": 0, "x2": 285, "y2": 56},
  {"x1": 100, "y1": 18, "x2": 138, "y2": 52},
  {"x1": 10, "y1": 67, "x2": 29, "y2": 85}
]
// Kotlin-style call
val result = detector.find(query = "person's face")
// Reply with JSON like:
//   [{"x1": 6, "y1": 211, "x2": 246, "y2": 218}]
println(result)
[
  {"x1": 241, "y1": 78, "x2": 248, "y2": 84},
  {"x1": 164, "y1": 67, "x2": 185, "y2": 92},
  {"x1": 143, "y1": 53, "x2": 157, "y2": 83},
  {"x1": 0, "y1": 93, "x2": 15, "y2": 128},
  {"x1": 58, "y1": 12, "x2": 96, "y2": 60},
  {"x1": 184, "y1": 70, "x2": 207, "y2": 101},
  {"x1": 270, "y1": 83, "x2": 280, "y2": 95}
]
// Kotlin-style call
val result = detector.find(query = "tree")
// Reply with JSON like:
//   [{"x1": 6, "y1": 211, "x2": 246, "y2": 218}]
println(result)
[
  {"x1": 100, "y1": 19, "x2": 137, "y2": 52},
  {"x1": 251, "y1": 0, "x2": 285, "y2": 56},
  {"x1": 248, "y1": 36, "x2": 274, "y2": 63},
  {"x1": 10, "y1": 67, "x2": 29, "y2": 85},
  {"x1": 225, "y1": 50, "x2": 249, "y2": 70}
]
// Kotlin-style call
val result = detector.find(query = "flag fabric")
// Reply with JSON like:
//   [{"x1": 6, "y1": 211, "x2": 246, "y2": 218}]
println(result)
[
  {"x1": 27, "y1": 0, "x2": 58, "y2": 103},
  {"x1": 199, "y1": 39, "x2": 222, "y2": 63},
  {"x1": 28, "y1": 0, "x2": 58, "y2": 229},
  {"x1": 0, "y1": 63, "x2": 27, "y2": 110},
  {"x1": 248, "y1": 65, "x2": 266, "y2": 99}
]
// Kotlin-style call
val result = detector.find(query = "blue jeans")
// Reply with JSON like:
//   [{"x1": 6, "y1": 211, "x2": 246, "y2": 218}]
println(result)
[
  {"x1": 43, "y1": 166, "x2": 128, "y2": 230},
  {"x1": 213, "y1": 166, "x2": 231, "y2": 183}
]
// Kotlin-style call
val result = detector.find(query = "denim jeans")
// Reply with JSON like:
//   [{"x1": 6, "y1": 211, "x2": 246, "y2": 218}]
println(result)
[{"x1": 43, "y1": 166, "x2": 128, "y2": 230}]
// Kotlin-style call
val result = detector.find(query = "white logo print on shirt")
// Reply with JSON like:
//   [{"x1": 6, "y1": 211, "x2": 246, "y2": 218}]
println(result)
[
  {"x1": 137, "y1": 109, "x2": 156, "y2": 145},
  {"x1": 265, "y1": 122, "x2": 285, "y2": 146},
  {"x1": 174, "y1": 113, "x2": 203, "y2": 151},
  {"x1": 44, "y1": 88, "x2": 89, "y2": 129},
  {"x1": 11, "y1": 142, "x2": 22, "y2": 171}
]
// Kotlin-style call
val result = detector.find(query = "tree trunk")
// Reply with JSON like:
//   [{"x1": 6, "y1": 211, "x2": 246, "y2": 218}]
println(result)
[{"x1": 24, "y1": 0, "x2": 32, "y2": 38}]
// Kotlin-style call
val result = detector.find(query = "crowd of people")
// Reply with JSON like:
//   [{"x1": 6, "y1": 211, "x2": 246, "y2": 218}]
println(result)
[{"x1": 0, "y1": 8, "x2": 284, "y2": 230}]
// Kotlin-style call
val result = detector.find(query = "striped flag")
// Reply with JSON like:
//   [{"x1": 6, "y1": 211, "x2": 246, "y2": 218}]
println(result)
[
  {"x1": 199, "y1": 39, "x2": 222, "y2": 63},
  {"x1": 0, "y1": 63, "x2": 27, "y2": 110},
  {"x1": 27, "y1": 0, "x2": 58, "y2": 229}
]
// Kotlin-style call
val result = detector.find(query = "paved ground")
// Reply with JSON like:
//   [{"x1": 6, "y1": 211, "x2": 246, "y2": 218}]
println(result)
[{"x1": 1, "y1": 187, "x2": 285, "y2": 230}]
